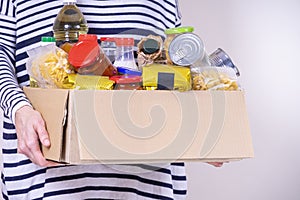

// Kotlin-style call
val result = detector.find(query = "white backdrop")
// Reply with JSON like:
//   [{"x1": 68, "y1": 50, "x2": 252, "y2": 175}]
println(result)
[
  {"x1": 1, "y1": 1, "x2": 300, "y2": 199},
  {"x1": 179, "y1": 0, "x2": 300, "y2": 199}
]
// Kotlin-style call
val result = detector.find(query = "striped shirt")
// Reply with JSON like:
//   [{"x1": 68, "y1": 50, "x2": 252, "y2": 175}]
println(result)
[{"x1": 0, "y1": 0, "x2": 187, "y2": 199}]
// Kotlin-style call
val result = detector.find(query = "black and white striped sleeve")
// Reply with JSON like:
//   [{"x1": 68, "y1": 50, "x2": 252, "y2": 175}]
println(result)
[{"x1": 0, "y1": 0, "x2": 32, "y2": 124}]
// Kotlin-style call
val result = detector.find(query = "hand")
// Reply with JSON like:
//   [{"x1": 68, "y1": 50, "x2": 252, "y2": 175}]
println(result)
[
  {"x1": 207, "y1": 162, "x2": 224, "y2": 167},
  {"x1": 15, "y1": 105, "x2": 57, "y2": 167}
]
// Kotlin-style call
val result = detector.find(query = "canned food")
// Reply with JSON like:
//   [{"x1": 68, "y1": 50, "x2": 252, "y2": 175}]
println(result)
[
  {"x1": 209, "y1": 48, "x2": 240, "y2": 76},
  {"x1": 168, "y1": 33, "x2": 210, "y2": 67},
  {"x1": 164, "y1": 26, "x2": 194, "y2": 65}
]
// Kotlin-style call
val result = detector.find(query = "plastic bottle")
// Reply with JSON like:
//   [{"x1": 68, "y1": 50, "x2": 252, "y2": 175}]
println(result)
[
  {"x1": 40, "y1": 36, "x2": 56, "y2": 46},
  {"x1": 52, "y1": 0, "x2": 88, "y2": 48},
  {"x1": 113, "y1": 38, "x2": 139, "y2": 71},
  {"x1": 100, "y1": 37, "x2": 117, "y2": 63}
]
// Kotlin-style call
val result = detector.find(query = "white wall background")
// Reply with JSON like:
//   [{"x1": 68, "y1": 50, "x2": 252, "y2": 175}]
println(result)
[{"x1": 179, "y1": 0, "x2": 300, "y2": 199}]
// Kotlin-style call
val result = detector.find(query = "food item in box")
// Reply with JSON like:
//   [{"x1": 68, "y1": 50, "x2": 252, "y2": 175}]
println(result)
[
  {"x1": 168, "y1": 33, "x2": 210, "y2": 67},
  {"x1": 68, "y1": 74, "x2": 115, "y2": 90},
  {"x1": 164, "y1": 26, "x2": 194, "y2": 65},
  {"x1": 137, "y1": 35, "x2": 163, "y2": 68},
  {"x1": 26, "y1": 43, "x2": 75, "y2": 88},
  {"x1": 53, "y1": 0, "x2": 88, "y2": 47},
  {"x1": 68, "y1": 34, "x2": 117, "y2": 77},
  {"x1": 109, "y1": 75, "x2": 142, "y2": 90},
  {"x1": 209, "y1": 48, "x2": 240, "y2": 76},
  {"x1": 192, "y1": 67, "x2": 239, "y2": 91},
  {"x1": 142, "y1": 64, "x2": 191, "y2": 91}
]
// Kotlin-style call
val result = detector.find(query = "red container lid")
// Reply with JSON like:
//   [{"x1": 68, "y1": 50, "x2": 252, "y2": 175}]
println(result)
[
  {"x1": 68, "y1": 41, "x2": 100, "y2": 68},
  {"x1": 110, "y1": 75, "x2": 142, "y2": 84},
  {"x1": 114, "y1": 38, "x2": 134, "y2": 46},
  {"x1": 100, "y1": 37, "x2": 116, "y2": 42},
  {"x1": 79, "y1": 34, "x2": 98, "y2": 42}
]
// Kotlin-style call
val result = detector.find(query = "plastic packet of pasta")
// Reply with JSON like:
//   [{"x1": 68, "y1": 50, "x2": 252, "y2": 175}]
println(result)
[
  {"x1": 191, "y1": 66, "x2": 240, "y2": 91},
  {"x1": 26, "y1": 44, "x2": 75, "y2": 88}
]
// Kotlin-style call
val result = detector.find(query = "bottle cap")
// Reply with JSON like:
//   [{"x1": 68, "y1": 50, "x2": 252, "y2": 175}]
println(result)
[
  {"x1": 79, "y1": 34, "x2": 98, "y2": 42},
  {"x1": 116, "y1": 67, "x2": 142, "y2": 76},
  {"x1": 114, "y1": 38, "x2": 134, "y2": 46},
  {"x1": 41, "y1": 36, "x2": 56, "y2": 43},
  {"x1": 68, "y1": 40, "x2": 100, "y2": 68},
  {"x1": 142, "y1": 39, "x2": 159, "y2": 54},
  {"x1": 164, "y1": 26, "x2": 194, "y2": 35},
  {"x1": 100, "y1": 37, "x2": 116, "y2": 42}
]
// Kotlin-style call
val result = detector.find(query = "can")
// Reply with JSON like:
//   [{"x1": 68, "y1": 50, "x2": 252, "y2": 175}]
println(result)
[
  {"x1": 168, "y1": 33, "x2": 209, "y2": 67},
  {"x1": 209, "y1": 48, "x2": 240, "y2": 76}
]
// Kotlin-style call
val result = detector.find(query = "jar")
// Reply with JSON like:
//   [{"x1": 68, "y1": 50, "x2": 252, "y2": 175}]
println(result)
[
  {"x1": 113, "y1": 38, "x2": 139, "y2": 71},
  {"x1": 109, "y1": 75, "x2": 142, "y2": 90},
  {"x1": 164, "y1": 26, "x2": 194, "y2": 64},
  {"x1": 68, "y1": 34, "x2": 117, "y2": 76}
]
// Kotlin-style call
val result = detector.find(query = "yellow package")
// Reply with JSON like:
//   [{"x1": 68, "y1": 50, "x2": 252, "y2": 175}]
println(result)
[
  {"x1": 68, "y1": 74, "x2": 115, "y2": 90},
  {"x1": 142, "y1": 64, "x2": 191, "y2": 91}
]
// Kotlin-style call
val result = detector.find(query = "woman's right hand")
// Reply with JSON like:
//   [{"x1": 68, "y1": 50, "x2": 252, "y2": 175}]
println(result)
[{"x1": 15, "y1": 105, "x2": 57, "y2": 167}]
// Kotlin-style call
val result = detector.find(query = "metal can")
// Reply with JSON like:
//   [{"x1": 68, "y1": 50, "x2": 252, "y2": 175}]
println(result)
[
  {"x1": 164, "y1": 26, "x2": 194, "y2": 65},
  {"x1": 209, "y1": 48, "x2": 240, "y2": 76},
  {"x1": 168, "y1": 33, "x2": 210, "y2": 67}
]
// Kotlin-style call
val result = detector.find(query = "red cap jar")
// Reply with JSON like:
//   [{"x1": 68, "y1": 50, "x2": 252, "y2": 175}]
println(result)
[
  {"x1": 68, "y1": 34, "x2": 117, "y2": 76},
  {"x1": 109, "y1": 75, "x2": 142, "y2": 90}
]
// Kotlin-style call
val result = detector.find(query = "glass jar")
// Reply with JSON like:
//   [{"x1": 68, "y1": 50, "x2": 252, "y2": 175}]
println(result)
[
  {"x1": 164, "y1": 26, "x2": 194, "y2": 64},
  {"x1": 68, "y1": 34, "x2": 117, "y2": 76},
  {"x1": 110, "y1": 75, "x2": 142, "y2": 90}
]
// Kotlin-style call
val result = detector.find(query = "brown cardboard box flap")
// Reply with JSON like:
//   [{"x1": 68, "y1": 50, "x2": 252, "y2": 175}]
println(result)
[{"x1": 23, "y1": 87, "x2": 69, "y2": 161}]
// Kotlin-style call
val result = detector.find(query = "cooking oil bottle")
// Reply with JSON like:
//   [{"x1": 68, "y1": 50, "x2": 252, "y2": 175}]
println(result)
[{"x1": 53, "y1": 0, "x2": 88, "y2": 48}]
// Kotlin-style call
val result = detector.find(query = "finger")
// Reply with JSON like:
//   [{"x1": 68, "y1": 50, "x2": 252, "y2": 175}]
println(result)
[
  {"x1": 34, "y1": 119, "x2": 50, "y2": 148},
  {"x1": 28, "y1": 142, "x2": 50, "y2": 167}
]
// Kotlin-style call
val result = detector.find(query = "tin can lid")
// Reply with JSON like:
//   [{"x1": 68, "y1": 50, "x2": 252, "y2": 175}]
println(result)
[
  {"x1": 169, "y1": 33, "x2": 205, "y2": 66},
  {"x1": 164, "y1": 26, "x2": 194, "y2": 35},
  {"x1": 109, "y1": 75, "x2": 142, "y2": 84},
  {"x1": 142, "y1": 38, "x2": 160, "y2": 54}
]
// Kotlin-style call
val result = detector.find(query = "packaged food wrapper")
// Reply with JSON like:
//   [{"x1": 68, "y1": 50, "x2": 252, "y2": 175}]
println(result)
[
  {"x1": 68, "y1": 74, "x2": 115, "y2": 90},
  {"x1": 191, "y1": 66, "x2": 240, "y2": 91},
  {"x1": 142, "y1": 64, "x2": 191, "y2": 91},
  {"x1": 137, "y1": 35, "x2": 164, "y2": 69},
  {"x1": 26, "y1": 44, "x2": 75, "y2": 88}
]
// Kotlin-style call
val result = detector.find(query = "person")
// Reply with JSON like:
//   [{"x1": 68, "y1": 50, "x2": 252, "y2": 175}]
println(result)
[{"x1": 0, "y1": 0, "x2": 222, "y2": 199}]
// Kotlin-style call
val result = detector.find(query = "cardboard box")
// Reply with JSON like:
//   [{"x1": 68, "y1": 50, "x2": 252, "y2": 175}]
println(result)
[{"x1": 23, "y1": 87, "x2": 254, "y2": 164}]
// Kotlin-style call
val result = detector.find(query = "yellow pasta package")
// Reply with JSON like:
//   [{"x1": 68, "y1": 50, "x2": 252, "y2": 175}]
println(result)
[{"x1": 26, "y1": 44, "x2": 75, "y2": 88}]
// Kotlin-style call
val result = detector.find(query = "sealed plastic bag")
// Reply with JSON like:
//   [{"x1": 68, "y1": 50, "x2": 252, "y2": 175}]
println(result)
[{"x1": 26, "y1": 44, "x2": 75, "y2": 88}]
